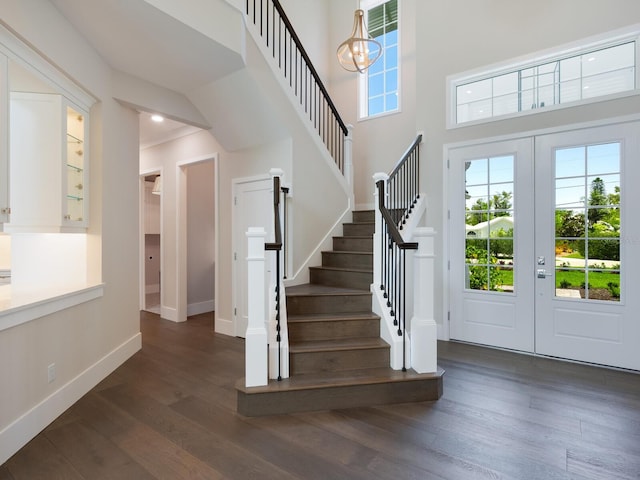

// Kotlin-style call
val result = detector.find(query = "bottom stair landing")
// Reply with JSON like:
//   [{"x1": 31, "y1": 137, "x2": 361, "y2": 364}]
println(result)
[
  {"x1": 236, "y1": 366, "x2": 444, "y2": 417},
  {"x1": 237, "y1": 210, "x2": 443, "y2": 416}
]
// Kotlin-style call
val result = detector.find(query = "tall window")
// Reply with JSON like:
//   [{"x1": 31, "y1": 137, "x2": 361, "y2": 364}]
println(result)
[
  {"x1": 359, "y1": 0, "x2": 399, "y2": 119},
  {"x1": 450, "y1": 32, "x2": 639, "y2": 127}
]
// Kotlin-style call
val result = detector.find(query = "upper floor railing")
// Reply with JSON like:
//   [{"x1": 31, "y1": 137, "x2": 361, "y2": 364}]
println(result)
[{"x1": 245, "y1": 0, "x2": 349, "y2": 174}]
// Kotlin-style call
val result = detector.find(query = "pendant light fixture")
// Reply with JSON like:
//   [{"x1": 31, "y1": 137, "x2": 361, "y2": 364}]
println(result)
[{"x1": 336, "y1": 9, "x2": 382, "y2": 73}]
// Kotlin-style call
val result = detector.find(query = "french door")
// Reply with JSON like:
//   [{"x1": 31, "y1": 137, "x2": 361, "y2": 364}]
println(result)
[{"x1": 449, "y1": 122, "x2": 640, "y2": 370}]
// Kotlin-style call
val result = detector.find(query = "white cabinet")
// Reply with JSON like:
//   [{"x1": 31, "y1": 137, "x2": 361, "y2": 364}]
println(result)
[{"x1": 6, "y1": 92, "x2": 89, "y2": 232}]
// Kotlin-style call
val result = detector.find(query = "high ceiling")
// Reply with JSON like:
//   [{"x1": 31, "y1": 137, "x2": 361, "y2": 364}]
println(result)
[
  {"x1": 50, "y1": 0, "x2": 243, "y2": 93},
  {"x1": 49, "y1": 0, "x2": 245, "y2": 145}
]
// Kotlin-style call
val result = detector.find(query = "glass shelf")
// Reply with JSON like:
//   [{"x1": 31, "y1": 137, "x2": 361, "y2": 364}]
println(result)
[{"x1": 66, "y1": 163, "x2": 83, "y2": 172}]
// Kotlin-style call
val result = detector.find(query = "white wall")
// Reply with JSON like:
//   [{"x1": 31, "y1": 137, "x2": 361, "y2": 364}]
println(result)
[{"x1": 0, "y1": 0, "x2": 142, "y2": 463}]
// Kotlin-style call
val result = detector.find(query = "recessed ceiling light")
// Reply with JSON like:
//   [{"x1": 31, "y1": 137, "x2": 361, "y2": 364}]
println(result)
[
  {"x1": 587, "y1": 56, "x2": 596, "y2": 62},
  {"x1": 151, "y1": 114, "x2": 164, "y2": 123}
]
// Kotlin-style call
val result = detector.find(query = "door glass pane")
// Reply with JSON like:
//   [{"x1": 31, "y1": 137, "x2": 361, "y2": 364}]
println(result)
[
  {"x1": 465, "y1": 155, "x2": 515, "y2": 293},
  {"x1": 554, "y1": 143, "x2": 621, "y2": 301}
]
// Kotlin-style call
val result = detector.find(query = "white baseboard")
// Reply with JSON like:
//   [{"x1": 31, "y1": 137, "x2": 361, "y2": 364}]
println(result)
[
  {"x1": 0, "y1": 332, "x2": 142, "y2": 465},
  {"x1": 215, "y1": 316, "x2": 234, "y2": 336},
  {"x1": 160, "y1": 305, "x2": 178, "y2": 322},
  {"x1": 187, "y1": 300, "x2": 215, "y2": 317}
]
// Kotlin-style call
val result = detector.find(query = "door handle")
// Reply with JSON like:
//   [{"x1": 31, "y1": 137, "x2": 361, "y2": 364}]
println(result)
[{"x1": 537, "y1": 269, "x2": 553, "y2": 279}]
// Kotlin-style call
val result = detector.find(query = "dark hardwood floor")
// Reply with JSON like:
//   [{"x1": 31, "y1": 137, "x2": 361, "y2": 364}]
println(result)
[{"x1": 2, "y1": 311, "x2": 639, "y2": 479}]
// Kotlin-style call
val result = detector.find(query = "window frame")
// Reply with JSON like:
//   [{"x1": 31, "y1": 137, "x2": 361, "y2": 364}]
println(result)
[
  {"x1": 358, "y1": 0, "x2": 401, "y2": 121},
  {"x1": 447, "y1": 25, "x2": 640, "y2": 129}
]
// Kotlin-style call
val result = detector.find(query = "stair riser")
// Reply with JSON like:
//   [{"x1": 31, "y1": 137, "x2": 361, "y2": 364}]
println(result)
[
  {"x1": 322, "y1": 251, "x2": 372, "y2": 270},
  {"x1": 286, "y1": 293, "x2": 372, "y2": 315},
  {"x1": 343, "y1": 223, "x2": 374, "y2": 237},
  {"x1": 290, "y1": 347, "x2": 389, "y2": 375},
  {"x1": 288, "y1": 319, "x2": 379, "y2": 342},
  {"x1": 352, "y1": 210, "x2": 375, "y2": 223},
  {"x1": 309, "y1": 268, "x2": 372, "y2": 290},
  {"x1": 333, "y1": 237, "x2": 373, "y2": 252},
  {"x1": 237, "y1": 376, "x2": 444, "y2": 416}
]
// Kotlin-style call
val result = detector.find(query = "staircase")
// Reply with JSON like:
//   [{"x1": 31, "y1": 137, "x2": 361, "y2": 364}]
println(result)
[{"x1": 236, "y1": 210, "x2": 444, "y2": 416}]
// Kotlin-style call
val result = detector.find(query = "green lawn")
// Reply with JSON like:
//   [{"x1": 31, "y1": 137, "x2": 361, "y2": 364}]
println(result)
[{"x1": 495, "y1": 268, "x2": 619, "y2": 289}]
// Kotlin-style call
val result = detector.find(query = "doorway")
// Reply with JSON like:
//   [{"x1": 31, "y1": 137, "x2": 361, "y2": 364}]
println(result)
[
  {"x1": 448, "y1": 122, "x2": 640, "y2": 370},
  {"x1": 141, "y1": 173, "x2": 161, "y2": 314}
]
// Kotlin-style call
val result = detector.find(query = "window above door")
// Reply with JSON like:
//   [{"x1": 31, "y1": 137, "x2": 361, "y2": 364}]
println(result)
[{"x1": 448, "y1": 26, "x2": 640, "y2": 128}]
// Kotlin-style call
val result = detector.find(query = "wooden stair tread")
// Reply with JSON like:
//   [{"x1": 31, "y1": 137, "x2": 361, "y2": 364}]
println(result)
[
  {"x1": 290, "y1": 337, "x2": 389, "y2": 353},
  {"x1": 309, "y1": 265, "x2": 373, "y2": 273},
  {"x1": 322, "y1": 250, "x2": 372, "y2": 255},
  {"x1": 287, "y1": 312, "x2": 379, "y2": 323},
  {"x1": 236, "y1": 367, "x2": 445, "y2": 393},
  {"x1": 286, "y1": 284, "x2": 370, "y2": 296}
]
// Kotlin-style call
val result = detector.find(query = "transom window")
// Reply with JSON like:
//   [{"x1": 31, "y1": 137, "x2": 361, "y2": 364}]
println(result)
[
  {"x1": 450, "y1": 32, "x2": 639, "y2": 127},
  {"x1": 359, "y1": 0, "x2": 399, "y2": 119}
]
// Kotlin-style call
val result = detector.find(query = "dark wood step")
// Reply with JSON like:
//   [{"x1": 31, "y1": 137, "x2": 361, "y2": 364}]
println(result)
[
  {"x1": 289, "y1": 337, "x2": 390, "y2": 375},
  {"x1": 236, "y1": 367, "x2": 445, "y2": 416},
  {"x1": 332, "y1": 236, "x2": 373, "y2": 252},
  {"x1": 309, "y1": 265, "x2": 372, "y2": 290},
  {"x1": 288, "y1": 312, "x2": 380, "y2": 342},
  {"x1": 322, "y1": 250, "x2": 372, "y2": 270},
  {"x1": 285, "y1": 285, "x2": 372, "y2": 315},
  {"x1": 342, "y1": 222, "x2": 374, "y2": 237},
  {"x1": 352, "y1": 209, "x2": 375, "y2": 223}
]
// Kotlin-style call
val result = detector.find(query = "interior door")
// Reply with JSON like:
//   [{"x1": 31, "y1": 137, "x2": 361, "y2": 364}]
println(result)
[
  {"x1": 233, "y1": 177, "x2": 272, "y2": 337},
  {"x1": 535, "y1": 123, "x2": 640, "y2": 370},
  {"x1": 449, "y1": 138, "x2": 535, "y2": 352}
]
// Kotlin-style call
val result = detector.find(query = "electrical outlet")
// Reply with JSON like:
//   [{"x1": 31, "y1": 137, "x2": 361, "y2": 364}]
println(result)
[{"x1": 47, "y1": 363, "x2": 56, "y2": 383}]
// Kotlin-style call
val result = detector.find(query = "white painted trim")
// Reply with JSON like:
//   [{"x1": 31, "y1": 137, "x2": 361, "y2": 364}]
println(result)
[
  {"x1": 187, "y1": 300, "x2": 215, "y2": 317},
  {"x1": 215, "y1": 316, "x2": 234, "y2": 336},
  {"x1": 0, "y1": 332, "x2": 141, "y2": 465},
  {"x1": 160, "y1": 305, "x2": 178, "y2": 322},
  {"x1": 0, "y1": 284, "x2": 104, "y2": 332}
]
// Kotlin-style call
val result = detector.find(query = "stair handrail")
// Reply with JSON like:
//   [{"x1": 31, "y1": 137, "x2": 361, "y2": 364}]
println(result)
[
  {"x1": 387, "y1": 134, "x2": 422, "y2": 229},
  {"x1": 245, "y1": 0, "x2": 350, "y2": 176}
]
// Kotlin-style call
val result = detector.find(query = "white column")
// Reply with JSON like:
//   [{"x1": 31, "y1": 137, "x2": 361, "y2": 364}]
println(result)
[
  {"x1": 344, "y1": 124, "x2": 354, "y2": 192},
  {"x1": 245, "y1": 227, "x2": 268, "y2": 387},
  {"x1": 410, "y1": 227, "x2": 438, "y2": 373}
]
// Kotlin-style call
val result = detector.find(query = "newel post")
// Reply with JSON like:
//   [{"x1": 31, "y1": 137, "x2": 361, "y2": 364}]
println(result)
[
  {"x1": 344, "y1": 124, "x2": 354, "y2": 190},
  {"x1": 245, "y1": 227, "x2": 268, "y2": 387},
  {"x1": 410, "y1": 227, "x2": 438, "y2": 373}
]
